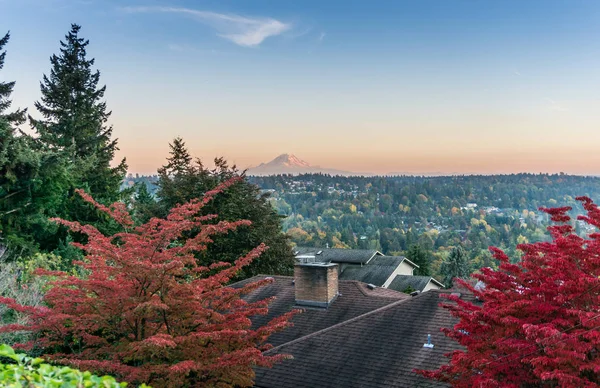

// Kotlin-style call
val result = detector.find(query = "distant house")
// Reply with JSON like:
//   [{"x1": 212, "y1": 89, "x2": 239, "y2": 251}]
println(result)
[
  {"x1": 293, "y1": 247, "x2": 443, "y2": 291},
  {"x1": 339, "y1": 255, "x2": 418, "y2": 287},
  {"x1": 461, "y1": 203, "x2": 478, "y2": 211},
  {"x1": 293, "y1": 247, "x2": 383, "y2": 266},
  {"x1": 388, "y1": 275, "x2": 445, "y2": 293},
  {"x1": 231, "y1": 263, "x2": 468, "y2": 387}
]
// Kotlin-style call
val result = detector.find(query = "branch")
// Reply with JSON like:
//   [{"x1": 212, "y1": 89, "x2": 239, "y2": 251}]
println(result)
[
  {"x1": 0, "y1": 202, "x2": 31, "y2": 216},
  {"x1": 0, "y1": 189, "x2": 26, "y2": 202}
]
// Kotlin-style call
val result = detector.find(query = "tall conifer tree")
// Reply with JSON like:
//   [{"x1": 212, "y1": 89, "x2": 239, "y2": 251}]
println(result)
[
  {"x1": 0, "y1": 31, "x2": 69, "y2": 258},
  {"x1": 0, "y1": 31, "x2": 26, "y2": 125},
  {"x1": 406, "y1": 244, "x2": 431, "y2": 276},
  {"x1": 30, "y1": 24, "x2": 126, "y2": 203},
  {"x1": 154, "y1": 137, "x2": 295, "y2": 280},
  {"x1": 440, "y1": 244, "x2": 470, "y2": 287}
]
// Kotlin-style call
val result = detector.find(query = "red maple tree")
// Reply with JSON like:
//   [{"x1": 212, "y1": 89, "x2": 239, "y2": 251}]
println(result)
[
  {"x1": 418, "y1": 197, "x2": 600, "y2": 387},
  {"x1": 0, "y1": 178, "x2": 298, "y2": 387}
]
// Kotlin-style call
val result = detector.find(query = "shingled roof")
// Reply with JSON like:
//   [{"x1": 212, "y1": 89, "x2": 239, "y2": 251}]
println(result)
[
  {"x1": 232, "y1": 275, "x2": 408, "y2": 347},
  {"x1": 339, "y1": 255, "x2": 403, "y2": 286},
  {"x1": 294, "y1": 247, "x2": 382, "y2": 264},
  {"x1": 388, "y1": 275, "x2": 446, "y2": 293},
  {"x1": 254, "y1": 290, "x2": 468, "y2": 388}
]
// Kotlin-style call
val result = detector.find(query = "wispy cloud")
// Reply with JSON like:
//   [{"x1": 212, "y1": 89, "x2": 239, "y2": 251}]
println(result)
[
  {"x1": 121, "y1": 6, "x2": 291, "y2": 47},
  {"x1": 545, "y1": 98, "x2": 568, "y2": 112},
  {"x1": 318, "y1": 32, "x2": 326, "y2": 42},
  {"x1": 513, "y1": 69, "x2": 521, "y2": 76}
]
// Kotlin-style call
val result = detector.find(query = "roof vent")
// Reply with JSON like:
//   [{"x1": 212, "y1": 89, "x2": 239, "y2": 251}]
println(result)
[
  {"x1": 316, "y1": 250, "x2": 323, "y2": 255},
  {"x1": 367, "y1": 284, "x2": 377, "y2": 290},
  {"x1": 423, "y1": 334, "x2": 434, "y2": 348},
  {"x1": 410, "y1": 291, "x2": 421, "y2": 297}
]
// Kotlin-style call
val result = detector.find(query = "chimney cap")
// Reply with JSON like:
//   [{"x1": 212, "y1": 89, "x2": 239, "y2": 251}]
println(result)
[{"x1": 295, "y1": 262, "x2": 337, "y2": 268}]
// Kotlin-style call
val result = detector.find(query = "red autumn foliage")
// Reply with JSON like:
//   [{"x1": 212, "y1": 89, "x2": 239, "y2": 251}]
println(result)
[
  {"x1": 0, "y1": 177, "x2": 299, "y2": 387},
  {"x1": 417, "y1": 197, "x2": 600, "y2": 387}
]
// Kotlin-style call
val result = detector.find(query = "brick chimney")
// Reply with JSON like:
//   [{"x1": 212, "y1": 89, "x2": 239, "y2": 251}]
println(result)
[{"x1": 294, "y1": 262, "x2": 339, "y2": 308}]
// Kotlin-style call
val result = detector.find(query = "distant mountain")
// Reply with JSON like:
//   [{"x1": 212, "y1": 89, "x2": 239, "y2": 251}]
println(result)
[{"x1": 247, "y1": 154, "x2": 365, "y2": 176}]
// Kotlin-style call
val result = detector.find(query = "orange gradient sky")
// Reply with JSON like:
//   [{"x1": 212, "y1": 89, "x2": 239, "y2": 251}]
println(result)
[{"x1": 3, "y1": 0, "x2": 600, "y2": 175}]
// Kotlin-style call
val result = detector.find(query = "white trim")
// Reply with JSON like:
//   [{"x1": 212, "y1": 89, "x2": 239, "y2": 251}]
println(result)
[{"x1": 364, "y1": 250, "x2": 384, "y2": 264}]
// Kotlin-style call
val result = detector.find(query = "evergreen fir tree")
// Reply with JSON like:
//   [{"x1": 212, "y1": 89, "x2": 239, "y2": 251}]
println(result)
[
  {"x1": 0, "y1": 30, "x2": 68, "y2": 259},
  {"x1": 132, "y1": 182, "x2": 155, "y2": 225},
  {"x1": 163, "y1": 136, "x2": 192, "y2": 176},
  {"x1": 440, "y1": 244, "x2": 470, "y2": 287},
  {"x1": 0, "y1": 117, "x2": 71, "y2": 259},
  {"x1": 30, "y1": 24, "x2": 126, "y2": 203},
  {"x1": 406, "y1": 244, "x2": 431, "y2": 276},
  {"x1": 0, "y1": 31, "x2": 26, "y2": 126},
  {"x1": 154, "y1": 138, "x2": 295, "y2": 280}
]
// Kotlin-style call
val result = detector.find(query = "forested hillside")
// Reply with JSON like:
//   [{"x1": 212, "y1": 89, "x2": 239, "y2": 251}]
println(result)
[{"x1": 245, "y1": 173, "x2": 600, "y2": 279}]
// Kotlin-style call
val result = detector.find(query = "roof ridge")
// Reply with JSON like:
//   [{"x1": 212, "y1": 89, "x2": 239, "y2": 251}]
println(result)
[
  {"x1": 264, "y1": 291, "x2": 431, "y2": 355},
  {"x1": 228, "y1": 274, "x2": 293, "y2": 287},
  {"x1": 349, "y1": 281, "x2": 406, "y2": 298}
]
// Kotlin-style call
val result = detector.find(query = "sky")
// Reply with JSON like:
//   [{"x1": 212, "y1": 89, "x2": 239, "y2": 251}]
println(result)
[{"x1": 1, "y1": 0, "x2": 600, "y2": 175}]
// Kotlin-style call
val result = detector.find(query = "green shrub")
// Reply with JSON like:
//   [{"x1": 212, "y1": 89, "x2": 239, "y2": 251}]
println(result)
[
  {"x1": 0, "y1": 253, "x2": 65, "y2": 346},
  {"x1": 0, "y1": 344, "x2": 149, "y2": 387}
]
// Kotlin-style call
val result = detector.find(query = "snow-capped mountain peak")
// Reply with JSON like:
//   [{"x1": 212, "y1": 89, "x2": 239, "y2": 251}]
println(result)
[
  {"x1": 267, "y1": 154, "x2": 311, "y2": 168},
  {"x1": 248, "y1": 154, "x2": 361, "y2": 176}
]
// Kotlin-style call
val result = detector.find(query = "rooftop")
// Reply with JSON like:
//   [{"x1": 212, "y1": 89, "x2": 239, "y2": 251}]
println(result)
[
  {"x1": 254, "y1": 290, "x2": 469, "y2": 388},
  {"x1": 339, "y1": 255, "x2": 404, "y2": 286},
  {"x1": 388, "y1": 275, "x2": 445, "y2": 293},
  {"x1": 293, "y1": 247, "x2": 383, "y2": 264},
  {"x1": 232, "y1": 275, "x2": 408, "y2": 347}
]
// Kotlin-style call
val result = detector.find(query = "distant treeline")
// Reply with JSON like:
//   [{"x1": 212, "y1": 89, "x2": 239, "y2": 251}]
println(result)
[{"x1": 241, "y1": 173, "x2": 600, "y2": 279}]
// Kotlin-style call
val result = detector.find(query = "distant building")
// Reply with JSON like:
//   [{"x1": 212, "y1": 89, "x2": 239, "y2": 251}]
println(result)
[
  {"x1": 388, "y1": 275, "x2": 445, "y2": 293},
  {"x1": 292, "y1": 247, "x2": 443, "y2": 291}
]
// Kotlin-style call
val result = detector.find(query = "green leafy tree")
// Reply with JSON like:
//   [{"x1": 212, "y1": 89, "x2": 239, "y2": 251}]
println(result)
[
  {"x1": 155, "y1": 138, "x2": 294, "y2": 280},
  {"x1": 440, "y1": 244, "x2": 470, "y2": 287},
  {"x1": 406, "y1": 244, "x2": 431, "y2": 276}
]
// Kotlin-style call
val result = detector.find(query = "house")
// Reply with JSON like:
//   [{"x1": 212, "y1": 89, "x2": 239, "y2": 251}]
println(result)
[
  {"x1": 293, "y1": 247, "x2": 383, "y2": 266},
  {"x1": 293, "y1": 247, "x2": 417, "y2": 279},
  {"x1": 338, "y1": 255, "x2": 418, "y2": 287},
  {"x1": 388, "y1": 275, "x2": 445, "y2": 293},
  {"x1": 293, "y1": 247, "x2": 443, "y2": 291},
  {"x1": 232, "y1": 262, "x2": 468, "y2": 387},
  {"x1": 232, "y1": 268, "x2": 407, "y2": 348}
]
